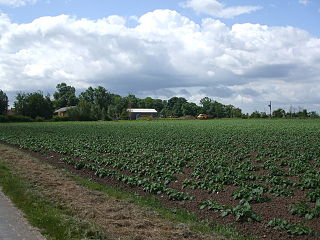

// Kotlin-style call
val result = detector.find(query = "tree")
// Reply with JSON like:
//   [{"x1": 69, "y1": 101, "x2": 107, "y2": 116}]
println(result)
[
  {"x1": 297, "y1": 109, "x2": 308, "y2": 118},
  {"x1": 182, "y1": 102, "x2": 200, "y2": 116},
  {"x1": 250, "y1": 111, "x2": 261, "y2": 118},
  {"x1": 67, "y1": 99, "x2": 98, "y2": 121},
  {"x1": 53, "y1": 83, "x2": 78, "y2": 109},
  {"x1": 200, "y1": 97, "x2": 212, "y2": 114},
  {"x1": 106, "y1": 94, "x2": 128, "y2": 120},
  {"x1": 260, "y1": 112, "x2": 268, "y2": 118},
  {"x1": 273, "y1": 108, "x2": 286, "y2": 118},
  {"x1": 165, "y1": 97, "x2": 187, "y2": 117},
  {"x1": 125, "y1": 94, "x2": 139, "y2": 108},
  {"x1": 14, "y1": 92, "x2": 53, "y2": 119},
  {"x1": 80, "y1": 86, "x2": 112, "y2": 109},
  {"x1": 0, "y1": 90, "x2": 8, "y2": 114},
  {"x1": 212, "y1": 101, "x2": 224, "y2": 118},
  {"x1": 138, "y1": 97, "x2": 165, "y2": 112},
  {"x1": 232, "y1": 107, "x2": 243, "y2": 118},
  {"x1": 308, "y1": 111, "x2": 319, "y2": 118}
]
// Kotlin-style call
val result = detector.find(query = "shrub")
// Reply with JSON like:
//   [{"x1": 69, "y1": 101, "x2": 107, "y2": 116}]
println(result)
[
  {"x1": 0, "y1": 115, "x2": 34, "y2": 123},
  {"x1": 35, "y1": 116, "x2": 45, "y2": 122},
  {"x1": 52, "y1": 116, "x2": 71, "y2": 122}
]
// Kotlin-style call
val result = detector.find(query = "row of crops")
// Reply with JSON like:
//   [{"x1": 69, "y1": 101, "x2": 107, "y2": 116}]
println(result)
[{"x1": 0, "y1": 119, "x2": 319, "y2": 238}]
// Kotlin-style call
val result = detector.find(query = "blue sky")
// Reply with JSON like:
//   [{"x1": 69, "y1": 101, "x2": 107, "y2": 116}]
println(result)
[{"x1": 0, "y1": 0, "x2": 319, "y2": 113}]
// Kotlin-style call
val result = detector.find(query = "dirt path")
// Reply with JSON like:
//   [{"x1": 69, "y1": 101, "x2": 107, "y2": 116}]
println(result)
[
  {"x1": 0, "y1": 189, "x2": 44, "y2": 240},
  {"x1": 0, "y1": 144, "x2": 225, "y2": 240}
]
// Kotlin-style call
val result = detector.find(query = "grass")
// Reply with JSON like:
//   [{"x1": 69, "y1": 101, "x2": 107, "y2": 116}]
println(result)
[
  {"x1": 72, "y1": 174, "x2": 255, "y2": 240},
  {"x1": 0, "y1": 161, "x2": 109, "y2": 240}
]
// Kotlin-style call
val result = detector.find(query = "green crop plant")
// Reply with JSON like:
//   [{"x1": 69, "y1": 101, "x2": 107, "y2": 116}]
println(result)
[
  {"x1": 1, "y1": 119, "x2": 320, "y2": 237},
  {"x1": 268, "y1": 219, "x2": 314, "y2": 236}
]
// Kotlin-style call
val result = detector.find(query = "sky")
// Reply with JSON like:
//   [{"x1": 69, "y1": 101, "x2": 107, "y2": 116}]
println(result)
[{"x1": 0, "y1": 0, "x2": 319, "y2": 113}]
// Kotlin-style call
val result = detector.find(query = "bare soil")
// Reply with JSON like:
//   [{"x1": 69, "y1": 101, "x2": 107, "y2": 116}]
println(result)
[{"x1": 0, "y1": 144, "x2": 225, "y2": 240}]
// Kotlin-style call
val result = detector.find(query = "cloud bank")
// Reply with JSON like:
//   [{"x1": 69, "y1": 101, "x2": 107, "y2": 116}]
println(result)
[
  {"x1": 0, "y1": 10, "x2": 319, "y2": 112},
  {"x1": 181, "y1": 0, "x2": 261, "y2": 19},
  {"x1": 0, "y1": 0, "x2": 38, "y2": 7}
]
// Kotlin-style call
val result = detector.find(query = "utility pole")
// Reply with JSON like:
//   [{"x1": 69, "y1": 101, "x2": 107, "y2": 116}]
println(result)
[{"x1": 268, "y1": 101, "x2": 272, "y2": 118}]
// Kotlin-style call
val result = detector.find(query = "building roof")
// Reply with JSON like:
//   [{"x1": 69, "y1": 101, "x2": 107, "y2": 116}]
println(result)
[
  {"x1": 127, "y1": 108, "x2": 157, "y2": 113},
  {"x1": 54, "y1": 106, "x2": 75, "y2": 113}
]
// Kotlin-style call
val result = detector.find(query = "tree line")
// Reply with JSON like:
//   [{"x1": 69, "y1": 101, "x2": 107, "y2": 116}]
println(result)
[{"x1": 0, "y1": 84, "x2": 318, "y2": 121}]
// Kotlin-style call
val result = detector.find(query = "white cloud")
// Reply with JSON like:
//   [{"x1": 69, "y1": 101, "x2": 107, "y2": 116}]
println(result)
[
  {"x1": 0, "y1": 10, "x2": 319, "y2": 112},
  {"x1": 0, "y1": 0, "x2": 38, "y2": 7},
  {"x1": 181, "y1": 0, "x2": 261, "y2": 19},
  {"x1": 299, "y1": 0, "x2": 310, "y2": 5}
]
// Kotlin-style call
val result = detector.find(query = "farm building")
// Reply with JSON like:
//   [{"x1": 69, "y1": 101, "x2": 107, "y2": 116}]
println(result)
[
  {"x1": 127, "y1": 108, "x2": 157, "y2": 120},
  {"x1": 54, "y1": 106, "x2": 75, "y2": 117}
]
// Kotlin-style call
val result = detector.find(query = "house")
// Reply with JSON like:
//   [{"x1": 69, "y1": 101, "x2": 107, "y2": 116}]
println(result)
[
  {"x1": 54, "y1": 106, "x2": 75, "y2": 117},
  {"x1": 6, "y1": 108, "x2": 16, "y2": 116},
  {"x1": 127, "y1": 108, "x2": 157, "y2": 120}
]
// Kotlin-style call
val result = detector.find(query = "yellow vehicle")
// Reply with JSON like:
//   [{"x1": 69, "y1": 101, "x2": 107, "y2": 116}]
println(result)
[{"x1": 197, "y1": 114, "x2": 212, "y2": 119}]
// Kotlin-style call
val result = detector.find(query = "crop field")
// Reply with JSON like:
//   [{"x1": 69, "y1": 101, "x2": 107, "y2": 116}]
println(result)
[{"x1": 0, "y1": 119, "x2": 319, "y2": 239}]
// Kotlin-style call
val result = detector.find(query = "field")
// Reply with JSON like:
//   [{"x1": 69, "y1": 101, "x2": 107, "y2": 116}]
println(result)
[{"x1": 0, "y1": 119, "x2": 319, "y2": 239}]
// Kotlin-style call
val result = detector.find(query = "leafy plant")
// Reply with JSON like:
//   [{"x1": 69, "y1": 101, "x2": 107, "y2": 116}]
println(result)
[
  {"x1": 268, "y1": 219, "x2": 314, "y2": 235},
  {"x1": 306, "y1": 189, "x2": 320, "y2": 202},
  {"x1": 232, "y1": 202, "x2": 263, "y2": 222},
  {"x1": 232, "y1": 185, "x2": 270, "y2": 203}
]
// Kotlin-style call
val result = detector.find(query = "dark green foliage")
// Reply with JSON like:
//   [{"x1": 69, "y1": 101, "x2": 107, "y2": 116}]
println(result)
[
  {"x1": 268, "y1": 219, "x2": 314, "y2": 235},
  {"x1": 232, "y1": 185, "x2": 270, "y2": 204},
  {"x1": 53, "y1": 83, "x2": 79, "y2": 109},
  {"x1": 67, "y1": 100, "x2": 103, "y2": 121},
  {"x1": 0, "y1": 115, "x2": 34, "y2": 122},
  {"x1": 0, "y1": 89, "x2": 8, "y2": 114},
  {"x1": 79, "y1": 86, "x2": 112, "y2": 110},
  {"x1": 306, "y1": 189, "x2": 320, "y2": 202},
  {"x1": 289, "y1": 200, "x2": 320, "y2": 220},
  {"x1": 52, "y1": 115, "x2": 71, "y2": 122},
  {"x1": 273, "y1": 108, "x2": 286, "y2": 118},
  {"x1": 200, "y1": 200, "x2": 262, "y2": 222},
  {"x1": 14, "y1": 92, "x2": 53, "y2": 119},
  {"x1": 199, "y1": 97, "x2": 242, "y2": 118},
  {"x1": 232, "y1": 202, "x2": 263, "y2": 222}
]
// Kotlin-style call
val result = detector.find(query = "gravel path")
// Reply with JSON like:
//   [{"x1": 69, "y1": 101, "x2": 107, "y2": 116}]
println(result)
[{"x1": 0, "y1": 189, "x2": 44, "y2": 240}]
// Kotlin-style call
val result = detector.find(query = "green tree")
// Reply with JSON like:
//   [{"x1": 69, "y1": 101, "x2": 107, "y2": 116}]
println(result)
[
  {"x1": 182, "y1": 102, "x2": 200, "y2": 116},
  {"x1": 138, "y1": 97, "x2": 165, "y2": 112},
  {"x1": 308, "y1": 111, "x2": 319, "y2": 118},
  {"x1": 212, "y1": 101, "x2": 224, "y2": 118},
  {"x1": 14, "y1": 92, "x2": 53, "y2": 119},
  {"x1": 260, "y1": 112, "x2": 268, "y2": 118},
  {"x1": 0, "y1": 89, "x2": 8, "y2": 114},
  {"x1": 200, "y1": 97, "x2": 212, "y2": 114},
  {"x1": 165, "y1": 97, "x2": 187, "y2": 117},
  {"x1": 232, "y1": 108, "x2": 243, "y2": 118},
  {"x1": 80, "y1": 86, "x2": 112, "y2": 109},
  {"x1": 125, "y1": 94, "x2": 139, "y2": 108},
  {"x1": 250, "y1": 111, "x2": 261, "y2": 118},
  {"x1": 67, "y1": 99, "x2": 99, "y2": 121},
  {"x1": 106, "y1": 94, "x2": 128, "y2": 120},
  {"x1": 273, "y1": 108, "x2": 286, "y2": 118},
  {"x1": 297, "y1": 109, "x2": 308, "y2": 118},
  {"x1": 53, "y1": 83, "x2": 78, "y2": 109}
]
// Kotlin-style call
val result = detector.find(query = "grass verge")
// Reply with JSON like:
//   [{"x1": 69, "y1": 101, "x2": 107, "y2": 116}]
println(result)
[
  {"x1": 72, "y1": 174, "x2": 255, "y2": 240},
  {"x1": 0, "y1": 161, "x2": 109, "y2": 240}
]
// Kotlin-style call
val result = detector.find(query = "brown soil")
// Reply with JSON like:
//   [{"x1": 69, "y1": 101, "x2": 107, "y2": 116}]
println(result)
[{"x1": 0, "y1": 144, "x2": 225, "y2": 240}]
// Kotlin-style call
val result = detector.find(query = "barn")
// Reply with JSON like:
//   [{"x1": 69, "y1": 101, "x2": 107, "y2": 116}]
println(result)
[
  {"x1": 127, "y1": 108, "x2": 158, "y2": 120},
  {"x1": 54, "y1": 106, "x2": 75, "y2": 117}
]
